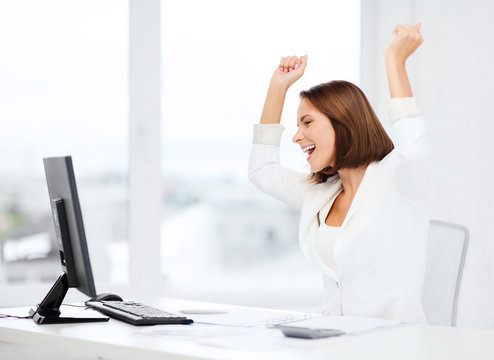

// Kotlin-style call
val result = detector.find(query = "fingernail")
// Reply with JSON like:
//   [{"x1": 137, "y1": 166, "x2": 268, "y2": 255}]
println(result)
[{"x1": 294, "y1": 63, "x2": 299, "y2": 69}]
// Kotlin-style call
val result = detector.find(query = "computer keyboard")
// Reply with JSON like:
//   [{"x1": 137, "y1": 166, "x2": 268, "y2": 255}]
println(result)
[{"x1": 85, "y1": 301, "x2": 193, "y2": 326}]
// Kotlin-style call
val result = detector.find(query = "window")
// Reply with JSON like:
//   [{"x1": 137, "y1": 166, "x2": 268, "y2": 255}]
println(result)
[
  {"x1": 0, "y1": 1, "x2": 128, "y2": 294},
  {"x1": 161, "y1": 0, "x2": 360, "y2": 301}
]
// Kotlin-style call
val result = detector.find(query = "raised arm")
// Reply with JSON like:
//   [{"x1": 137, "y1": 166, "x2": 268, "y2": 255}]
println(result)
[
  {"x1": 260, "y1": 55, "x2": 308, "y2": 124},
  {"x1": 385, "y1": 24, "x2": 423, "y2": 98},
  {"x1": 248, "y1": 55, "x2": 310, "y2": 208},
  {"x1": 384, "y1": 24, "x2": 428, "y2": 200}
]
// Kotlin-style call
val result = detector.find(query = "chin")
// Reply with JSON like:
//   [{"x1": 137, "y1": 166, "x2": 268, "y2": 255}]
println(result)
[
  {"x1": 309, "y1": 164, "x2": 324, "y2": 173},
  {"x1": 309, "y1": 161, "x2": 333, "y2": 174}
]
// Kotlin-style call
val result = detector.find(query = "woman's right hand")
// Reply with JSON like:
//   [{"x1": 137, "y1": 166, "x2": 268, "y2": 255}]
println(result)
[
  {"x1": 270, "y1": 55, "x2": 308, "y2": 90},
  {"x1": 385, "y1": 24, "x2": 423, "y2": 98},
  {"x1": 385, "y1": 24, "x2": 423, "y2": 64}
]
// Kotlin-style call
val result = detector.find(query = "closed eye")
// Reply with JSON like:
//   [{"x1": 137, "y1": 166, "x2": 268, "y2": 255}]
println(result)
[{"x1": 297, "y1": 115, "x2": 313, "y2": 127}]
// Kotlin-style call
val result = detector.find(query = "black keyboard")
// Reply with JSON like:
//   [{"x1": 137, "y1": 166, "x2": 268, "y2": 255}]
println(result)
[{"x1": 85, "y1": 301, "x2": 193, "y2": 326}]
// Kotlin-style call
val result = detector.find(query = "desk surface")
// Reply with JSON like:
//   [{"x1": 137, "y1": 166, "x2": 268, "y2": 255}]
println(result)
[{"x1": 1, "y1": 298, "x2": 494, "y2": 360}]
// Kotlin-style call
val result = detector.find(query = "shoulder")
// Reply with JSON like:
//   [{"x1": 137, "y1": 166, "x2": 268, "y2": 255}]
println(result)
[{"x1": 302, "y1": 175, "x2": 342, "y2": 208}]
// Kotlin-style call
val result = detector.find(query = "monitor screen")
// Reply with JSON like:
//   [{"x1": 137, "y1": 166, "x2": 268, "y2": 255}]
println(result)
[{"x1": 43, "y1": 156, "x2": 97, "y2": 298}]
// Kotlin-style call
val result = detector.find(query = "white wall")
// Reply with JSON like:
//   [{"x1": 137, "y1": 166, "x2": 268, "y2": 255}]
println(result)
[{"x1": 361, "y1": 0, "x2": 494, "y2": 329}]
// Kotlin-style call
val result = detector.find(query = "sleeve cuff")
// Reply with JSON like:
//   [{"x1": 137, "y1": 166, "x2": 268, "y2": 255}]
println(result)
[
  {"x1": 253, "y1": 123, "x2": 285, "y2": 146},
  {"x1": 386, "y1": 97, "x2": 423, "y2": 123}
]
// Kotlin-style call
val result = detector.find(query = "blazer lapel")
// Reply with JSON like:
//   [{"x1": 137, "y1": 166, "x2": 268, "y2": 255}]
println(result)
[
  {"x1": 341, "y1": 162, "x2": 377, "y2": 227},
  {"x1": 298, "y1": 177, "x2": 342, "y2": 281}
]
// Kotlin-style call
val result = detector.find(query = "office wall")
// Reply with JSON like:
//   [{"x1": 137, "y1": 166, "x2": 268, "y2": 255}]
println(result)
[{"x1": 361, "y1": 0, "x2": 494, "y2": 328}]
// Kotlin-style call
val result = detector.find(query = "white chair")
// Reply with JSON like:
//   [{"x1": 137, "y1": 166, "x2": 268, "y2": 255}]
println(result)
[{"x1": 421, "y1": 220, "x2": 469, "y2": 327}]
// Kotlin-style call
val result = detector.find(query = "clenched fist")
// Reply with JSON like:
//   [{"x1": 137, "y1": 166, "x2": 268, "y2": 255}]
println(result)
[
  {"x1": 270, "y1": 55, "x2": 308, "y2": 90},
  {"x1": 385, "y1": 23, "x2": 423, "y2": 64}
]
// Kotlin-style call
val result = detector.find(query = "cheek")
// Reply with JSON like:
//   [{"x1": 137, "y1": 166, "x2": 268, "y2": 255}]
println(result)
[
  {"x1": 321, "y1": 135, "x2": 336, "y2": 154},
  {"x1": 320, "y1": 139, "x2": 336, "y2": 166}
]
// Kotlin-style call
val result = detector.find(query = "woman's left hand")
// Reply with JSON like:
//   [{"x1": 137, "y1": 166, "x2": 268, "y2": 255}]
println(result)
[
  {"x1": 270, "y1": 55, "x2": 308, "y2": 91},
  {"x1": 385, "y1": 23, "x2": 423, "y2": 64}
]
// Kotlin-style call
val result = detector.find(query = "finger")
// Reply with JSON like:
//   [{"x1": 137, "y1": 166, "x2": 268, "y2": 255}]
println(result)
[
  {"x1": 298, "y1": 54, "x2": 308, "y2": 72},
  {"x1": 403, "y1": 24, "x2": 420, "y2": 36},
  {"x1": 294, "y1": 57, "x2": 302, "y2": 69},
  {"x1": 393, "y1": 24, "x2": 404, "y2": 35},
  {"x1": 394, "y1": 24, "x2": 408, "y2": 35},
  {"x1": 295, "y1": 55, "x2": 306, "y2": 70},
  {"x1": 285, "y1": 56, "x2": 293, "y2": 71},
  {"x1": 279, "y1": 57, "x2": 285, "y2": 71},
  {"x1": 288, "y1": 56, "x2": 297, "y2": 70},
  {"x1": 283, "y1": 57, "x2": 291, "y2": 72},
  {"x1": 413, "y1": 23, "x2": 423, "y2": 43},
  {"x1": 409, "y1": 24, "x2": 422, "y2": 40},
  {"x1": 393, "y1": 25, "x2": 408, "y2": 36}
]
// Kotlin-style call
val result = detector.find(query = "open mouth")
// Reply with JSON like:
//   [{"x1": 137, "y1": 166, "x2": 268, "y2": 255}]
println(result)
[{"x1": 302, "y1": 144, "x2": 316, "y2": 161}]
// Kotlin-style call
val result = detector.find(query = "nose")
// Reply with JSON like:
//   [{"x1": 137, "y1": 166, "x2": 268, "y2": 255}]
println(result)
[{"x1": 292, "y1": 127, "x2": 303, "y2": 143}]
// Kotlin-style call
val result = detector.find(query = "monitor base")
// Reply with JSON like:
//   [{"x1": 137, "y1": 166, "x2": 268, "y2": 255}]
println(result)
[
  {"x1": 29, "y1": 308, "x2": 109, "y2": 324},
  {"x1": 30, "y1": 273, "x2": 108, "y2": 325}
]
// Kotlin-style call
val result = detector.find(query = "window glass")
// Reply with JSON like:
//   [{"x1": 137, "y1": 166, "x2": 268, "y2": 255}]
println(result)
[
  {"x1": 161, "y1": 0, "x2": 360, "y2": 295},
  {"x1": 0, "y1": 0, "x2": 128, "y2": 286}
]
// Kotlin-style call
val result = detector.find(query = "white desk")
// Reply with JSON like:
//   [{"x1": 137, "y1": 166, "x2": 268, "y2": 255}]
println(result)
[{"x1": 1, "y1": 298, "x2": 494, "y2": 360}]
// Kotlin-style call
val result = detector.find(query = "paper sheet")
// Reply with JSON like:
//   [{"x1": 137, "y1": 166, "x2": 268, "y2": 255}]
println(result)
[
  {"x1": 187, "y1": 308, "x2": 315, "y2": 327},
  {"x1": 280, "y1": 315, "x2": 404, "y2": 334},
  {"x1": 140, "y1": 323, "x2": 337, "y2": 351}
]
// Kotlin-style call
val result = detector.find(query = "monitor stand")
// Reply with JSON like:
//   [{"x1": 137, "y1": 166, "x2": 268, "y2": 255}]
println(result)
[{"x1": 29, "y1": 273, "x2": 109, "y2": 324}]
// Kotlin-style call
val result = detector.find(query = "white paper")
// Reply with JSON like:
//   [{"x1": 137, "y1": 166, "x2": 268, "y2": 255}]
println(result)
[
  {"x1": 140, "y1": 323, "x2": 331, "y2": 351},
  {"x1": 280, "y1": 315, "x2": 404, "y2": 334},
  {"x1": 184, "y1": 308, "x2": 316, "y2": 327}
]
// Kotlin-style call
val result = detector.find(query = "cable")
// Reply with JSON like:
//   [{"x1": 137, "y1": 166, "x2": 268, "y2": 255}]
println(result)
[
  {"x1": 0, "y1": 314, "x2": 32, "y2": 319},
  {"x1": 1, "y1": 304, "x2": 88, "y2": 319}
]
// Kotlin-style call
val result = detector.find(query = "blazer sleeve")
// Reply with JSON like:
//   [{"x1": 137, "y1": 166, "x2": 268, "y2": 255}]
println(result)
[
  {"x1": 387, "y1": 97, "x2": 429, "y2": 201},
  {"x1": 248, "y1": 124, "x2": 311, "y2": 208}
]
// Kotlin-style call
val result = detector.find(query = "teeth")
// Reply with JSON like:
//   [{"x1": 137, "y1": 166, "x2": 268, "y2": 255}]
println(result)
[{"x1": 303, "y1": 145, "x2": 315, "y2": 153}]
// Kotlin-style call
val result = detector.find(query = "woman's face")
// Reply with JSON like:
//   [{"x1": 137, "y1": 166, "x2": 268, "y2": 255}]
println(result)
[{"x1": 293, "y1": 98, "x2": 336, "y2": 173}]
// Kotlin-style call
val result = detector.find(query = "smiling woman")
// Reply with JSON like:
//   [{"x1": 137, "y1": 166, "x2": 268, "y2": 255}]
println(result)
[
  {"x1": 249, "y1": 24, "x2": 430, "y2": 322},
  {"x1": 297, "y1": 81, "x2": 395, "y2": 183},
  {"x1": 293, "y1": 98, "x2": 338, "y2": 173}
]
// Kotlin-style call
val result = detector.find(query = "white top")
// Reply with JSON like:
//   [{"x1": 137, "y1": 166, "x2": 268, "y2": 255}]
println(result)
[
  {"x1": 315, "y1": 223, "x2": 341, "y2": 271},
  {"x1": 248, "y1": 97, "x2": 429, "y2": 323},
  {"x1": 315, "y1": 190, "x2": 343, "y2": 271}
]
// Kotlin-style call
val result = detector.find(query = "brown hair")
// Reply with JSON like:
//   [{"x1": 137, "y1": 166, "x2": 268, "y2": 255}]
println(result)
[{"x1": 300, "y1": 80, "x2": 394, "y2": 184}]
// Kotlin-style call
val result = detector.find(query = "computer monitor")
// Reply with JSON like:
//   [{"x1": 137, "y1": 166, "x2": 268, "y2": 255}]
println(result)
[{"x1": 29, "y1": 156, "x2": 108, "y2": 324}]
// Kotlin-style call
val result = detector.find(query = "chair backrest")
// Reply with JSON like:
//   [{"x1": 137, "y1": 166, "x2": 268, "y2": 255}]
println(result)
[{"x1": 421, "y1": 220, "x2": 469, "y2": 327}]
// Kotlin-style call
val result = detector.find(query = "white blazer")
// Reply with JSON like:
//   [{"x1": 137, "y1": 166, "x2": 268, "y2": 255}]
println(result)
[{"x1": 248, "y1": 97, "x2": 429, "y2": 323}]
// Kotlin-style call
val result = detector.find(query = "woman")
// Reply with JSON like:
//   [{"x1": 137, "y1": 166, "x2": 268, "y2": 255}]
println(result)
[{"x1": 248, "y1": 24, "x2": 428, "y2": 323}]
